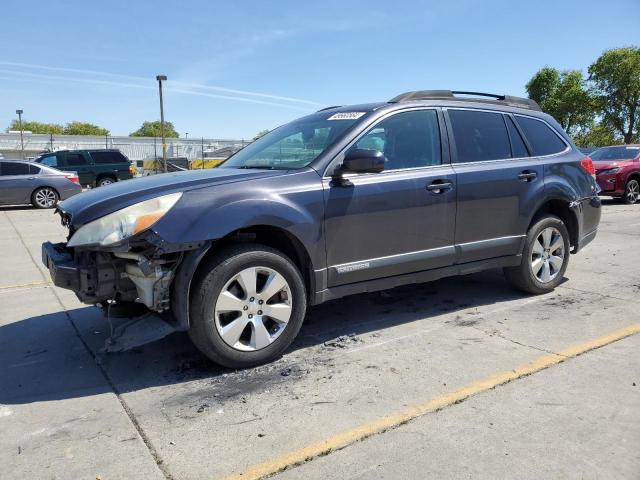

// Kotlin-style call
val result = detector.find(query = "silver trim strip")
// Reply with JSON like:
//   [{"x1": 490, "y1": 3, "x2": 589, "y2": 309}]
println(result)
[{"x1": 329, "y1": 235, "x2": 525, "y2": 270}]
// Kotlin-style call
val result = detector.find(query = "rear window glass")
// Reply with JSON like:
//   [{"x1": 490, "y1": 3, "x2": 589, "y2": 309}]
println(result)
[
  {"x1": 515, "y1": 116, "x2": 567, "y2": 156},
  {"x1": 0, "y1": 162, "x2": 30, "y2": 175},
  {"x1": 91, "y1": 151, "x2": 126, "y2": 164},
  {"x1": 449, "y1": 110, "x2": 511, "y2": 162},
  {"x1": 505, "y1": 116, "x2": 529, "y2": 158}
]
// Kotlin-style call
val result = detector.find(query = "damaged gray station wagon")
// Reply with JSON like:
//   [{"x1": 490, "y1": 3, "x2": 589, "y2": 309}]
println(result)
[{"x1": 42, "y1": 90, "x2": 602, "y2": 368}]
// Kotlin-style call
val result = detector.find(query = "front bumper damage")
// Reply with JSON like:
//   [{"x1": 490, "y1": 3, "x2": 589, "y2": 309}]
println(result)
[{"x1": 42, "y1": 233, "x2": 201, "y2": 318}]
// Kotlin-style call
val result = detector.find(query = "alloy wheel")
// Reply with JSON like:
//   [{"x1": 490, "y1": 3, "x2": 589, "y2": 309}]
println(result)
[
  {"x1": 626, "y1": 180, "x2": 639, "y2": 204},
  {"x1": 531, "y1": 227, "x2": 565, "y2": 283},
  {"x1": 34, "y1": 188, "x2": 57, "y2": 208},
  {"x1": 99, "y1": 178, "x2": 114, "y2": 186},
  {"x1": 214, "y1": 266, "x2": 293, "y2": 351}
]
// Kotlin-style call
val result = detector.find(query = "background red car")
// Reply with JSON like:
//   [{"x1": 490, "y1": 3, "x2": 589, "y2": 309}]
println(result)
[{"x1": 592, "y1": 145, "x2": 640, "y2": 204}]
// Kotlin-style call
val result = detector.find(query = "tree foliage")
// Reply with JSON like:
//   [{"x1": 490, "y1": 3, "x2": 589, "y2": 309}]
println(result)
[
  {"x1": 572, "y1": 122, "x2": 622, "y2": 148},
  {"x1": 588, "y1": 47, "x2": 640, "y2": 143},
  {"x1": 130, "y1": 121, "x2": 179, "y2": 138},
  {"x1": 6, "y1": 120, "x2": 110, "y2": 135},
  {"x1": 64, "y1": 121, "x2": 109, "y2": 136},
  {"x1": 7, "y1": 120, "x2": 64, "y2": 134},
  {"x1": 526, "y1": 67, "x2": 594, "y2": 135}
]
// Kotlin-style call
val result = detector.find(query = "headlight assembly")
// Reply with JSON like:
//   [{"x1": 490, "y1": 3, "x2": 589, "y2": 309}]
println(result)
[
  {"x1": 67, "y1": 192, "x2": 182, "y2": 247},
  {"x1": 597, "y1": 167, "x2": 621, "y2": 175}
]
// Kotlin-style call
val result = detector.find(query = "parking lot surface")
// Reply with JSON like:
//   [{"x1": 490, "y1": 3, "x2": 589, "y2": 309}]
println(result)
[{"x1": 1, "y1": 201, "x2": 639, "y2": 479}]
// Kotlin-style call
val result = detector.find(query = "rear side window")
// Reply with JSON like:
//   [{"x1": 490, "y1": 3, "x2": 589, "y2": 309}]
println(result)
[
  {"x1": 29, "y1": 164, "x2": 41, "y2": 174},
  {"x1": 0, "y1": 162, "x2": 30, "y2": 175},
  {"x1": 505, "y1": 116, "x2": 529, "y2": 158},
  {"x1": 515, "y1": 116, "x2": 567, "y2": 156},
  {"x1": 39, "y1": 155, "x2": 58, "y2": 167},
  {"x1": 448, "y1": 110, "x2": 511, "y2": 162},
  {"x1": 65, "y1": 153, "x2": 86, "y2": 166},
  {"x1": 91, "y1": 151, "x2": 126, "y2": 164}
]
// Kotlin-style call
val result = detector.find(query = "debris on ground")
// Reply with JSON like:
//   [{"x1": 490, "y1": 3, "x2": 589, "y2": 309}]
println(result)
[{"x1": 323, "y1": 333, "x2": 361, "y2": 349}]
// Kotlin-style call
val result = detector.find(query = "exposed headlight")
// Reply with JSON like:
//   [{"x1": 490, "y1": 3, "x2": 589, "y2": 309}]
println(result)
[
  {"x1": 67, "y1": 192, "x2": 182, "y2": 247},
  {"x1": 597, "y1": 167, "x2": 621, "y2": 175}
]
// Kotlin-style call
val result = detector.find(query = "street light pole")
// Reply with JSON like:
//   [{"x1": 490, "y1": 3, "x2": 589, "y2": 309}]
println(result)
[
  {"x1": 156, "y1": 75, "x2": 168, "y2": 173},
  {"x1": 16, "y1": 109, "x2": 25, "y2": 159},
  {"x1": 201, "y1": 136, "x2": 205, "y2": 170}
]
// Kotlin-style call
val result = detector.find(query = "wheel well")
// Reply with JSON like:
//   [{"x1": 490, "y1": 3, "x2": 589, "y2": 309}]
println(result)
[
  {"x1": 204, "y1": 226, "x2": 314, "y2": 301},
  {"x1": 96, "y1": 174, "x2": 117, "y2": 183},
  {"x1": 626, "y1": 172, "x2": 640, "y2": 185},
  {"x1": 530, "y1": 200, "x2": 579, "y2": 250}
]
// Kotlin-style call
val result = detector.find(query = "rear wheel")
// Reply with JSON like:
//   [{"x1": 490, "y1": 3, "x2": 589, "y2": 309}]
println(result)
[
  {"x1": 189, "y1": 244, "x2": 307, "y2": 368},
  {"x1": 504, "y1": 215, "x2": 570, "y2": 294},
  {"x1": 623, "y1": 178, "x2": 639, "y2": 205},
  {"x1": 31, "y1": 187, "x2": 59, "y2": 209},
  {"x1": 96, "y1": 176, "x2": 116, "y2": 187}
]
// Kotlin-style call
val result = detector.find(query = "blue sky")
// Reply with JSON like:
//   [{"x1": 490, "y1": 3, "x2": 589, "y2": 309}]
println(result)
[{"x1": 1, "y1": 0, "x2": 638, "y2": 139}]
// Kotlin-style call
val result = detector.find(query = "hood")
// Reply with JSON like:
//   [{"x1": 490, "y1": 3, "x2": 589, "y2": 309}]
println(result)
[
  {"x1": 593, "y1": 160, "x2": 627, "y2": 171},
  {"x1": 58, "y1": 168, "x2": 281, "y2": 226}
]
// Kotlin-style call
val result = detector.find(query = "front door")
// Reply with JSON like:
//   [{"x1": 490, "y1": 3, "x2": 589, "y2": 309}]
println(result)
[
  {"x1": 445, "y1": 108, "x2": 545, "y2": 263},
  {"x1": 323, "y1": 109, "x2": 457, "y2": 286}
]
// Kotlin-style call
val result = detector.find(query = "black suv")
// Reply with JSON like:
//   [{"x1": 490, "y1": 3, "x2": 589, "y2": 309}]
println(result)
[
  {"x1": 35, "y1": 149, "x2": 134, "y2": 187},
  {"x1": 42, "y1": 90, "x2": 601, "y2": 368}
]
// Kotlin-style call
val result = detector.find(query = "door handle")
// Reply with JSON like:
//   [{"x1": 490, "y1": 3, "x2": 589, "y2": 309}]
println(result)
[
  {"x1": 518, "y1": 171, "x2": 537, "y2": 182},
  {"x1": 426, "y1": 180, "x2": 453, "y2": 193}
]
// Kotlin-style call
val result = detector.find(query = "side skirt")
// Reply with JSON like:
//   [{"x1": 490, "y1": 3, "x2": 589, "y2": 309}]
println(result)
[{"x1": 312, "y1": 255, "x2": 522, "y2": 305}]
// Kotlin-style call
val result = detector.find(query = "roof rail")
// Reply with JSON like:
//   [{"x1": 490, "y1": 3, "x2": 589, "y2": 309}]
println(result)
[
  {"x1": 316, "y1": 105, "x2": 342, "y2": 112},
  {"x1": 389, "y1": 90, "x2": 541, "y2": 111}
]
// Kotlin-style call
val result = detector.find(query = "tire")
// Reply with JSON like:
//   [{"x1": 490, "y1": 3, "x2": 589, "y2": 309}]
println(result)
[
  {"x1": 623, "y1": 178, "x2": 639, "y2": 205},
  {"x1": 504, "y1": 215, "x2": 570, "y2": 295},
  {"x1": 96, "y1": 176, "x2": 116, "y2": 187},
  {"x1": 189, "y1": 243, "x2": 307, "y2": 368},
  {"x1": 31, "y1": 187, "x2": 59, "y2": 209}
]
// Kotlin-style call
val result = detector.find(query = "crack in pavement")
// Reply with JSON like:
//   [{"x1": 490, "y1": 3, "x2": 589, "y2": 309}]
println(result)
[{"x1": 4, "y1": 211, "x2": 174, "y2": 480}]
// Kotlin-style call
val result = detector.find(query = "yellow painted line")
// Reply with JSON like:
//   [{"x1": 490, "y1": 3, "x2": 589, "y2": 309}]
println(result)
[
  {"x1": 223, "y1": 323, "x2": 640, "y2": 480},
  {"x1": 0, "y1": 280, "x2": 49, "y2": 290}
]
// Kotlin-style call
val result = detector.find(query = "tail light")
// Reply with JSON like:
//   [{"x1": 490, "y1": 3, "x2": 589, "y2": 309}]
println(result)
[
  {"x1": 129, "y1": 165, "x2": 135, "y2": 175},
  {"x1": 580, "y1": 156, "x2": 596, "y2": 180},
  {"x1": 65, "y1": 173, "x2": 80, "y2": 184}
]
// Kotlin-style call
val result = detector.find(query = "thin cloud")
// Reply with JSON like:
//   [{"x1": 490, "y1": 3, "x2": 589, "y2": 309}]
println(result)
[
  {"x1": 0, "y1": 61, "x2": 322, "y2": 106},
  {"x1": 0, "y1": 68, "x2": 315, "y2": 111}
]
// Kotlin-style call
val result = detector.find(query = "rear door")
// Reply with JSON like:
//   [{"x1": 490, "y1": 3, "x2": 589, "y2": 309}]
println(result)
[
  {"x1": 446, "y1": 108, "x2": 543, "y2": 263},
  {"x1": 89, "y1": 151, "x2": 130, "y2": 180},
  {"x1": 323, "y1": 108, "x2": 457, "y2": 286},
  {"x1": 61, "y1": 152, "x2": 92, "y2": 185},
  {"x1": 0, "y1": 162, "x2": 34, "y2": 204}
]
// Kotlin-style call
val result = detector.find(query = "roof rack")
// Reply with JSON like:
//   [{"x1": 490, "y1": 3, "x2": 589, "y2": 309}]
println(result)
[{"x1": 389, "y1": 90, "x2": 541, "y2": 111}]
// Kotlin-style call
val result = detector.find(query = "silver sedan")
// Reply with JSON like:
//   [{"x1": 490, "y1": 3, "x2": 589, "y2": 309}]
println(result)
[{"x1": 0, "y1": 160, "x2": 83, "y2": 208}]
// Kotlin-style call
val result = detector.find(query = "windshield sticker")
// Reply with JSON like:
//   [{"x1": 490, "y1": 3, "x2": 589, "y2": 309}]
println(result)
[{"x1": 328, "y1": 112, "x2": 366, "y2": 120}]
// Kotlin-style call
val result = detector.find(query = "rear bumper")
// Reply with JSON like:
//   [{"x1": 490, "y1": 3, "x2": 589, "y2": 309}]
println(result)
[{"x1": 574, "y1": 195, "x2": 601, "y2": 253}]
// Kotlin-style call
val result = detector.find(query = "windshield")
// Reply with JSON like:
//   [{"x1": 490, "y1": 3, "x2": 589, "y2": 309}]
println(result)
[
  {"x1": 590, "y1": 146, "x2": 640, "y2": 161},
  {"x1": 220, "y1": 111, "x2": 367, "y2": 170}
]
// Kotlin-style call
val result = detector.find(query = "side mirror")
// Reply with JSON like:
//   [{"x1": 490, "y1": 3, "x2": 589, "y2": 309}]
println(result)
[{"x1": 334, "y1": 149, "x2": 385, "y2": 183}]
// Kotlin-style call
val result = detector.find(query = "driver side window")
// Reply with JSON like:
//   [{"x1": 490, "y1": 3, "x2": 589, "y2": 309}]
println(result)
[{"x1": 354, "y1": 110, "x2": 442, "y2": 170}]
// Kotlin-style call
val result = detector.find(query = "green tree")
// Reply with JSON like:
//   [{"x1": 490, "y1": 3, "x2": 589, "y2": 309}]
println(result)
[
  {"x1": 6, "y1": 120, "x2": 64, "y2": 134},
  {"x1": 130, "y1": 121, "x2": 179, "y2": 138},
  {"x1": 253, "y1": 129, "x2": 270, "y2": 141},
  {"x1": 526, "y1": 67, "x2": 594, "y2": 135},
  {"x1": 64, "y1": 121, "x2": 110, "y2": 136},
  {"x1": 588, "y1": 47, "x2": 640, "y2": 143},
  {"x1": 572, "y1": 122, "x2": 622, "y2": 148}
]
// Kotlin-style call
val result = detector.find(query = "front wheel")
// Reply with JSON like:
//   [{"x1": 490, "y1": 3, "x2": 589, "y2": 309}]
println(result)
[
  {"x1": 504, "y1": 215, "x2": 570, "y2": 294},
  {"x1": 623, "y1": 179, "x2": 639, "y2": 205},
  {"x1": 189, "y1": 244, "x2": 307, "y2": 368}
]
